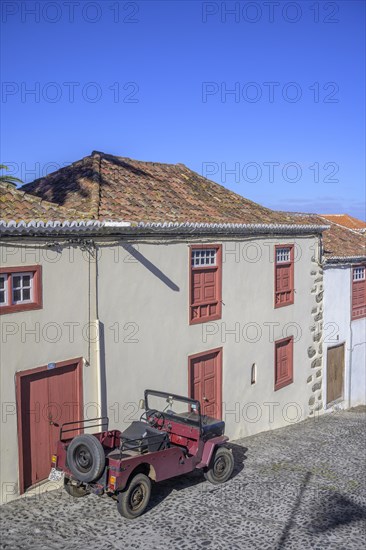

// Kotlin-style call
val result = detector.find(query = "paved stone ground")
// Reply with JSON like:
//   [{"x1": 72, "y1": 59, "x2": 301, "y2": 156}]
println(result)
[{"x1": 1, "y1": 409, "x2": 366, "y2": 550}]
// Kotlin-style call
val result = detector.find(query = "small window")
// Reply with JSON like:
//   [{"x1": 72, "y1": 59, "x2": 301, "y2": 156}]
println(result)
[
  {"x1": 353, "y1": 267, "x2": 365, "y2": 281},
  {"x1": 0, "y1": 275, "x2": 8, "y2": 305},
  {"x1": 352, "y1": 265, "x2": 366, "y2": 320},
  {"x1": 189, "y1": 245, "x2": 222, "y2": 324},
  {"x1": 276, "y1": 248, "x2": 291, "y2": 263},
  {"x1": 12, "y1": 272, "x2": 33, "y2": 304},
  {"x1": 191, "y1": 248, "x2": 217, "y2": 267},
  {"x1": 0, "y1": 266, "x2": 42, "y2": 315},
  {"x1": 274, "y1": 244, "x2": 294, "y2": 308}
]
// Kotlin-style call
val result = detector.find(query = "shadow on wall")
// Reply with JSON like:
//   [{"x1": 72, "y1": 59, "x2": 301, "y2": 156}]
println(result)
[{"x1": 122, "y1": 244, "x2": 180, "y2": 291}]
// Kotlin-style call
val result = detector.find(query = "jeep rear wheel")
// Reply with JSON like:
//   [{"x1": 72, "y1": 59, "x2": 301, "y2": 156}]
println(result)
[
  {"x1": 117, "y1": 474, "x2": 151, "y2": 519},
  {"x1": 66, "y1": 434, "x2": 105, "y2": 483},
  {"x1": 64, "y1": 478, "x2": 88, "y2": 498},
  {"x1": 204, "y1": 446, "x2": 234, "y2": 485}
]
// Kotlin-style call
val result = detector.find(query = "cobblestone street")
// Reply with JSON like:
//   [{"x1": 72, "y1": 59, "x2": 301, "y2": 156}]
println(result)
[{"x1": 1, "y1": 409, "x2": 365, "y2": 550}]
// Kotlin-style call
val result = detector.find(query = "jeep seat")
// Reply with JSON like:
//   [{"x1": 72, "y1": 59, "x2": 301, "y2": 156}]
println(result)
[
  {"x1": 120, "y1": 421, "x2": 168, "y2": 453},
  {"x1": 201, "y1": 417, "x2": 225, "y2": 440}
]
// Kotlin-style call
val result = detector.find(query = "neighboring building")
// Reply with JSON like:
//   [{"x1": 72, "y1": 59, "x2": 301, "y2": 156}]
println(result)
[
  {"x1": 1, "y1": 152, "x2": 329, "y2": 503},
  {"x1": 321, "y1": 214, "x2": 366, "y2": 232},
  {"x1": 320, "y1": 218, "x2": 366, "y2": 410},
  {"x1": 287, "y1": 213, "x2": 366, "y2": 411}
]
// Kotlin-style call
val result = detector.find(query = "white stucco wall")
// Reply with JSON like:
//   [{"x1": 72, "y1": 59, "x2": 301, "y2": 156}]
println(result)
[
  {"x1": 97, "y1": 235, "x2": 322, "y2": 441},
  {"x1": 0, "y1": 242, "x2": 97, "y2": 504},
  {"x1": 350, "y1": 317, "x2": 366, "y2": 405},
  {"x1": 0, "y1": 233, "x2": 325, "y2": 504},
  {"x1": 323, "y1": 266, "x2": 366, "y2": 410}
]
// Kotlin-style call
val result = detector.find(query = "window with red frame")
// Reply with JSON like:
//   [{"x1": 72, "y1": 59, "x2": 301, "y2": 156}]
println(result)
[
  {"x1": 274, "y1": 336, "x2": 293, "y2": 391},
  {"x1": 352, "y1": 265, "x2": 366, "y2": 320},
  {"x1": 274, "y1": 245, "x2": 294, "y2": 308},
  {"x1": 190, "y1": 245, "x2": 222, "y2": 324},
  {"x1": 0, "y1": 266, "x2": 42, "y2": 314}
]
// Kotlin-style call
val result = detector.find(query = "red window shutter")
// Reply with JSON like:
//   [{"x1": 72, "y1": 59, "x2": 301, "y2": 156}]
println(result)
[
  {"x1": 190, "y1": 245, "x2": 222, "y2": 324},
  {"x1": 274, "y1": 337, "x2": 293, "y2": 390},
  {"x1": 274, "y1": 245, "x2": 294, "y2": 308},
  {"x1": 352, "y1": 266, "x2": 366, "y2": 320}
]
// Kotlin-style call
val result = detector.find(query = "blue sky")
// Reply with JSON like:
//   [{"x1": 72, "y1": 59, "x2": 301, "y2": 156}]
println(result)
[{"x1": 1, "y1": 0, "x2": 365, "y2": 219}]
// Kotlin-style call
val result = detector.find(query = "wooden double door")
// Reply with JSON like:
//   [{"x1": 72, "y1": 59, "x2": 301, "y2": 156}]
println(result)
[
  {"x1": 189, "y1": 348, "x2": 222, "y2": 419},
  {"x1": 16, "y1": 359, "x2": 82, "y2": 493}
]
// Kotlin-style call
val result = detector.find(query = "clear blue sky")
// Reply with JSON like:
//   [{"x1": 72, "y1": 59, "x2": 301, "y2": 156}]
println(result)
[{"x1": 1, "y1": 0, "x2": 365, "y2": 219}]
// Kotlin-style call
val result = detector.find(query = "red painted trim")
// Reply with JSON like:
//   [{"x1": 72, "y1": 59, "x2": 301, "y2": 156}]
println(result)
[
  {"x1": 189, "y1": 244, "x2": 222, "y2": 325},
  {"x1": 0, "y1": 265, "x2": 42, "y2": 315},
  {"x1": 274, "y1": 336, "x2": 294, "y2": 391},
  {"x1": 351, "y1": 263, "x2": 366, "y2": 320},
  {"x1": 188, "y1": 347, "x2": 223, "y2": 419},
  {"x1": 16, "y1": 357, "x2": 83, "y2": 495},
  {"x1": 274, "y1": 244, "x2": 294, "y2": 309}
]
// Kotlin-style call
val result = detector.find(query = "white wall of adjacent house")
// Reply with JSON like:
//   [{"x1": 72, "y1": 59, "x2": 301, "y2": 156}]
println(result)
[
  {"x1": 323, "y1": 266, "x2": 366, "y2": 410},
  {"x1": 0, "y1": 242, "x2": 98, "y2": 505},
  {"x1": 97, "y1": 235, "x2": 322, "y2": 442},
  {"x1": 351, "y1": 317, "x2": 366, "y2": 405}
]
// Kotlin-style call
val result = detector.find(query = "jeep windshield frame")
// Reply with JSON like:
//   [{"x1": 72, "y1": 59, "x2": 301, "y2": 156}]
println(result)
[{"x1": 144, "y1": 389, "x2": 202, "y2": 429}]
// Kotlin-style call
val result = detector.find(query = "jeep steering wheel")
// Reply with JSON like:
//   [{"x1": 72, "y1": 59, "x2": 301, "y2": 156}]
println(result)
[{"x1": 140, "y1": 409, "x2": 165, "y2": 429}]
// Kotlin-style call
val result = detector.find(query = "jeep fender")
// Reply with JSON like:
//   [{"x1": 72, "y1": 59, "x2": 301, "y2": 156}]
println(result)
[{"x1": 196, "y1": 436, "x2": 229, "y2": 469}]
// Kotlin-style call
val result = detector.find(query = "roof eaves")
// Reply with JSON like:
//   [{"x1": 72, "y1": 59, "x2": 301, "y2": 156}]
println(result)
[
  {"x1": 324, "y1": 255, "x2": 366, "y2": 265},
  {"x1": 0, "y1": 220, "x2": 329, "y2": 236},
  {"x1": 136, "y1": 221, "x2": 330, "y2": 234}
]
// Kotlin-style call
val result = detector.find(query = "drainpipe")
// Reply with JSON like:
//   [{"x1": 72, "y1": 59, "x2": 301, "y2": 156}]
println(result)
[
  {"x1": 87, "y1": 242, "x2": 103, "y2": 416},
  {"x1": 94, "y1": 319, "x2": 102, "y2": 415}
]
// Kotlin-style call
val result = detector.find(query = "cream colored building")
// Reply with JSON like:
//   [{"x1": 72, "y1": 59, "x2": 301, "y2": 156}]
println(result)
[{"x1": 1, "y1": 152, "x2": 330, "y2": 503}]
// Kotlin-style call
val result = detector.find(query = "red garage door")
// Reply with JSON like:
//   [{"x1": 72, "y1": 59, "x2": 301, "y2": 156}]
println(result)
[
  {"x1": 189, "y1": 348, "x2": 222, "y2": 418},
  {"x1": 16, "y1": 359, "x2": 83, "y2": 493}
]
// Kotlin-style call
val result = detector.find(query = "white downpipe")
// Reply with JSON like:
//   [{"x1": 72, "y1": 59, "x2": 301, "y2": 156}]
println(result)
[{"x1": 93, "y1": 319, "x2": 102, "y2": 415}]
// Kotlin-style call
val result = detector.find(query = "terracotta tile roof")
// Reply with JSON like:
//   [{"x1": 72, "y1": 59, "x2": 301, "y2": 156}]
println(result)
[
  {"x1": 0, "y1": 181, "x2": 86, "y2": 222},
  {"x1": 22, "y1": 154, "x2": 100, "y2": 219},
  {"x1": 321, "y1": 222, "x2": 365, "y2": 259},
  {"x1": 286, "y1": 213, "x2": 366, "y2": 260},
  {"x1": 321, "y1": 214, "x2": 366, "y2": 231},
  {"x1": 21, "y1": 151, "x2": 317, "y2": 226}
]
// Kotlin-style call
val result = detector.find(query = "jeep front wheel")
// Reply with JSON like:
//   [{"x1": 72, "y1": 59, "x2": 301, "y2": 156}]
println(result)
[
  {"x1": 117, "y1": 474, "x2": 151, "y2": 519},
  {"x1": 204, "y1": 446, "x2": 234, "y2": 484}
]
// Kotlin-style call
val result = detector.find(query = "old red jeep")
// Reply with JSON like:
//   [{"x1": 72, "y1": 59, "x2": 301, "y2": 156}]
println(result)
[{"x1": 49, "y1": 390, "x2": 234, "y2": 518}]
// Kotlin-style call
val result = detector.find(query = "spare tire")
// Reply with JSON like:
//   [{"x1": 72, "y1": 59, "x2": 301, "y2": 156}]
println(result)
[{"x1": 67, "y1": 434, "x2": 105, "y2": 483}]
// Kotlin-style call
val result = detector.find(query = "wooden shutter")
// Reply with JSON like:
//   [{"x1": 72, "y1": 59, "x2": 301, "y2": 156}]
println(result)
[
  {"x1": 274, "y1": 337, "x2": 293, "y2": 390},
  {"x1": 275, "y1": 245, "x2": 294, "y2": 307},
  {"x1": 352, "y1": 265, "x2": 366, "y2": 320},
  {"x1": 190, "y1": 245, "x2": 222, "y2": 324}
]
